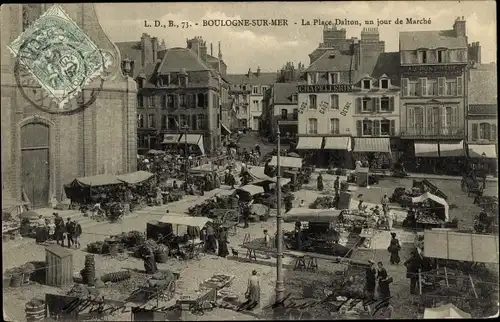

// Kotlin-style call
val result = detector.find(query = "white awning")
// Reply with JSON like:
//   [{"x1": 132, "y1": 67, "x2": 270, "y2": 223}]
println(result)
[
  {"x1": 324, "y1": 137, "x2": 351, "y2": 151},
  {"x1": 159, "y1": 214, "x2": 212, "y2": 229},
  {"x1": 295, "y1": 137, "x2": 323, "y2": 150},
  {"x1": 468, "y1": 144, "x2": 497, "y2": 158},
  {"x1": 179, "y1": 134, "x2": 205, "y2": 155},
  {"x1": 411, "y1": 192, "x2": 449, "y2": 222},
  {"x1": 161, "y1": 134, "x2": 181, "y2": 144},
  {"x1": 439, "y1": 140, "x2": 464, "y2": 157},
  {"x1": 353, "y1": 138, "x2": 390, "y2": 153},
  {"x1": 268, "y1": 156, "x2": 302, "y2": 168},
  {"x1": 414, "y1": 141, "x2": 439, "y2": 157},
  {"x1": 221, "y1": 123, "x2": 231, "y2": 134}
]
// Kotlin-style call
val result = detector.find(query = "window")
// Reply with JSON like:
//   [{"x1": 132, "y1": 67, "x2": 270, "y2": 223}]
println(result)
[
  {"x1": 330, "y1": 73, "x2": 339, "y2": 84},
  {"x1": 161, "y1": 115, "x2": 167, "y2": 129},
  {"x1": 380, "y1": 97, "x2": 390, "y2": 111},
  {"x1": 168, "y1": 116, "x2": 177, "y2": 129},
  {"x1": 179, "y1": 115, "x2": 187, "y2": 127},
  {"x1": 262, "y1": 86, "x2": 268, "y2": 93},
  {"x1": 479, "y1": 123, "x2": 491, "y2": 140},
  {"x1": 363, "y1": 79, "x2": 371, "y2": 89},
  {"x1": 292, "y1": 109, "x2": 298, "y2": 120},
  {"x1": 242, "y1": 94, "x2": 247, "y2": 101},
  {"x1": 137, "y1": 114, "x2": 144, "y2": 128},
  {"x1": 308, "y1": 73, "x2": 319, "y2": 85},
  {"x1": 138, "y1": 79, "x2": 144, "y2": 89},
  {"x1": 148, "y1": 95, "x2": 155, "y2": 107},
  {"x1": 148, "y1": 114, "x2": 155, "y2": 128},
  {"x1": 253, "y1": 100, "x2": 259, "y2": 111},
  {"x1": 292, "y1": 94, "x2": 298, "y2": 102},
  {"x1": 197, "y1": 114, "x2": 205, "y2": 130},
  {"x1": 418, "y1": 50, "x2": 427, "y2": 63},
  {"x1": 330, "y1": 118, "x2": 340, "y2": 134},
  {"x1": 362, "y1": 120, "x2": 373, "y2": 136},
  {"x1": 380, "y1": 79, "x2": 389, "y2": 89},
  {"x1": 408, "y1": 81, "x2": 418, "y2": 96},
  {"x1": 380, "y1": 120, "x2": 391, "y2": 135},
  {"x1": 427, "y1": 80, "x2": 438, "y2": 96},
  {"x1": 197, "y1": 93, "x2": 205, "y2": 108},
  {"x1": 137, "y1": 95, "x2": 144, "y2": 108},
  {"x1": 137, "y1": 135, "x2": 147, "y2": 149},
  {"x1": 362, "y1": 97, "x2": 372, "y2": 112},
  {"x1": 446, "y1": 79, "x2": 457, "y2": 96},
  {"x1": 444, "y1": 106, "x2": 458, "y2": 134},
  {"x1": 191, "y1": 115, "x2": 197, "y2": 130},
  {"x1": 437, "y1": 50, "x2": 446, "y2": 63},
  {"x1": 167, "y1": 95, "x2": 174, "y2": 108},
  {"x1": 253, "y1": 86, "x2": 259, "y2": 94},
  {"x1": 161, "y1": 95, "x2": 167, "y2": 108},
  {"x1": 308, "y1": 118, "x2": 318, "y2": 134},
  {"x1": 281, "y1": 109, "x2": 288, "y2": 120},
  {"x1": 309, "y1": 95, "x2": 317, "y2": 109},
  {"x1": 179, "y1": 94, "x2": 186, "y2": 108},
  {"x1": 330, "y1": 94, "x2": 339, "y2": 109}
]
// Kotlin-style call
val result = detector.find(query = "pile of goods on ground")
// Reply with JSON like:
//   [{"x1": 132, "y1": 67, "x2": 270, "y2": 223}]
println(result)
[
  {"x1": 4, "y1": 262, "x2": 36, "y2": 287},
  {"x1": 87, "y1": 230, "x2": 146, "y2": 255},
  {"x1": 254, "y1": 192, "x2": 294, "y2": 211},
  {"x1": 474, "y1": 195, "x2": 498, "y2": 213},
  {"x1": 416, "y1": 212, "x2": 444, "y2": 225},
  {"x1": 166, "y1": 190, "x2": 185, "y2": 202},
  {"x1": 187, "y1": 195, "x2": 236, "y2": 218},
  {"x1": 200, "y1": 274, "x2": 234, "y2": 289},
  {"x1": 309, "y1": 196, "x2": 336, "y2": 209}
]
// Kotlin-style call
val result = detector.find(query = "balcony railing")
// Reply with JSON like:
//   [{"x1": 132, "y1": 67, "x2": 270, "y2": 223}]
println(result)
[{"x1": 399, "y1": 126, "x2": 465, "y2": 138}]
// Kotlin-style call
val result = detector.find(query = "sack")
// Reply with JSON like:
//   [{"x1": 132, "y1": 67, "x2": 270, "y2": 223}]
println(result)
[{"x1": 387, "y1": 277, "x2": 394, "y2": 284}]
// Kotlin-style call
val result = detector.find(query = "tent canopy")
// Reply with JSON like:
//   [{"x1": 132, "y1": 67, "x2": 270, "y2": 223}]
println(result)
[
  {"x1": 423, "y1": 230, "x2": 499, "y2": 264},
  {"x1": 247, "y1": 167, "x2": 273, "y2": 182},
  {"x1": 236, "y1": 184, "x2": 265, "y2": 196},
  {"x1": 158, "y1": 214, "x2": 212, "y2": 229},
  {"x1": 268, "y1": 156, "x2": 302, "y2": 168},
  {"x1": 423, "y1": 303, "x2": 471, "y2": 319},
  {"x1": 117, "y1": 171, "x2": 154, "y2": 185},
  {"x1": 70, "y1": 174, "x2": 122, "y2": 187},
  {"x1": 411, "y1": 192, "x2": 449, "y2": 221},
  {"x1": 414, "y1": 141, "x2": 439, "y2": 157},
  {"x1": 295, "y1": 137, "x2": 323, "y2": 150},
  {"x1": 468, "y1": 144, "x2": 497, "y2": 158},
  {"x1": 283, "y1": 208, "x2": 343, "y2": 223}
]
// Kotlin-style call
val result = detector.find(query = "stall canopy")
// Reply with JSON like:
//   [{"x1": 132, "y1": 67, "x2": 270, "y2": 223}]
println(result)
[
  {"x1": 268, "y1": 156, "x2": 302, "y2": 168},
  {"x1": 117, "y1": 171, "x2": 154, "y2": 185},
  {"x1": 295, "y1": 137, "x2": 323, "y2": 150},
  {"x1": 468, "y1": 144, "x2": 497, "y2": 158},
  {"x1": 236, "y1": 184, "x2": 265, "y2": 196},
  {"x1": 147, "y1": 149, "x2": 165, "y2": 155},
  {"x1": 159, "y1": 215, "x2": 212, "y2": 229},
  {"x1": 414, "y1": 141, "x2": 439, "y2": 157},
  {"x1": 283, "y1": 208, "x2": 342, "y2": 223},
  {"x1": 423, "y1": 230, "x2": 499, "y2": 264},
  {"x1": 324, "y1": 137, "x2": 352, "y2": 151},
  {"x1": 180, "y1": 134, "x2": 205, "y2": 155},
  {"x1": 439, "y1": 140, "x2": 464, "y2": 157},
  {"x1": 69, "y1": 174, "x2": 122, "y2": 187},
  {"x1": 247, "y1": 167, "x2": 273, "y2": 182},
  {"x1": 353, "y1": 138, "x2": 390, "y2": 153},
  {"x1": 221, "y1": 123, "x2": 231, "y2": 135},
  {"x1": 411, "y1": 192, "x2": 449, "y2": 221},
  {"x1": 423, "y1": 303, "x2": 471, "y2": 319},
  {"x1": 161, "y1": 134, "x2": 181, "y2": 144}
]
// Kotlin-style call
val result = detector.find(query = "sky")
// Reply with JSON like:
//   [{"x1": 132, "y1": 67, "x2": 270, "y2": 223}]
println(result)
[{"x1": 95, "y1": 1, "x2": 497, "y2": 74}]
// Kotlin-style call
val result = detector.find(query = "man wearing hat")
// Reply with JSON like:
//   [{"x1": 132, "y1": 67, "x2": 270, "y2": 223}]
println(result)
[{"x1": 365, "y1": 260, "x2": 377, "y2": 299}]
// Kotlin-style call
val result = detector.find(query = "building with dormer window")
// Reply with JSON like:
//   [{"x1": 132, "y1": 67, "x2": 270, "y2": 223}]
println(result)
[
  {"x1": 399, "y1": 17, "x2": 468, "y2": 161},
  {"x1": 351, "y1": 52, "x2": 401, "y2": 168}
]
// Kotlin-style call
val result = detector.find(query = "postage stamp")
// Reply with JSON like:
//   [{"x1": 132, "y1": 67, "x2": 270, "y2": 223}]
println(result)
[{"x1": 8, "y1": 4, "x2": 111, "y2": 109}]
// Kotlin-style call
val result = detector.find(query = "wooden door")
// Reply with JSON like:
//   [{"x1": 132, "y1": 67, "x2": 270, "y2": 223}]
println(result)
[{"x1": 21, "y1": 123, "x2": 50, "y2": 207}]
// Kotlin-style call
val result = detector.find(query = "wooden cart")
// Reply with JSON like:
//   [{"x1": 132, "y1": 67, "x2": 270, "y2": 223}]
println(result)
[{"x1": 461, "y1": 175, "x2": 483, "y2": 197}]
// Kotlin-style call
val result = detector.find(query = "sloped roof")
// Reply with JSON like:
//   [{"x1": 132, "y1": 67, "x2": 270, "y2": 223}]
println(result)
[
  {"x1": 370, "y1": 52, "x2": 401, "y2": 84},
  {"x1": 157, "y1": 48, "x2": 211, "y2": 73},
  {"x1": 226, "y1": 72, "x2": 277, "y2": 85},
  {"x1": 116, "y1": 41, "x2": 167, "y2": 78},
  {"x1": 469, "y1": 64, "x2": 497, "y2": 105},
  {"x1": 273, "y1": 82, "x2": 299, "y2": 105},
  {"x1": 305, "y1": 50, "x2": 353, "y2": 72},
  {"x1": 399, "y1": 30, "x2": 467, "y2": 51}
]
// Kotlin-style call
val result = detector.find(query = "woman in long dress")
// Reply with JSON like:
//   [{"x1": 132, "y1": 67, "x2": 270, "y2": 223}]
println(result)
[
  {"x1": 388, "y1": 232, "x2": 401, "y2": 264},
  {"x1": 244, "y1": 270, "x2": 261, "y2": 310},
  {"x1": 377, "y1": 262, "x2": 391, "y2": 299},
  {"x1": 317, "y1": 174, "x2": 324, "y2": 191},
  {"x1": 217, "y1": 228, "x2": 229, "y2": 258}
]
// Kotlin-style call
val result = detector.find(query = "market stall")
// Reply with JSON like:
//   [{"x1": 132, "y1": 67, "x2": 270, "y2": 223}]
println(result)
[
  {"x1": 411, "y1": 192, "x2": 449, "y2": 228},
  {"x1": 423, "y1": 303, "x2": 471, "y2": 319},
  {"x1": 64, "y1": 174, "x2": 123, "y2": 205},
  {"x1": 234, "y1": 184, "x2": 265, "y2": 202}
]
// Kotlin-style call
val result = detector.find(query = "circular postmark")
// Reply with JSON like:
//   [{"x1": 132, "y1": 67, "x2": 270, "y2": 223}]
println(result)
[{"x1": 13, "y1": 21, "x2": 109, "y2": 114}]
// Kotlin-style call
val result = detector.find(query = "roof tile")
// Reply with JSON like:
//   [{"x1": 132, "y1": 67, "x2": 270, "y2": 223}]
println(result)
[
  {"x1": 399, "y1": 30, "x2": 467, "y2": 51},
  {"x1": 226, "y1": 72, "x2": 277, "y2": 85},
  {"x1": 305, "y1": 50, "x2": 354, "y2": 72},
  {"x1": 273, "y1": 82, "x2": 300, "y2": 105}
]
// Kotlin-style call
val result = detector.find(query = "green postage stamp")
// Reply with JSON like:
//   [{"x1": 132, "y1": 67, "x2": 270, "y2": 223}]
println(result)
[{"x1": 8, "y1": 5, "x2": 110, "y2": 109}]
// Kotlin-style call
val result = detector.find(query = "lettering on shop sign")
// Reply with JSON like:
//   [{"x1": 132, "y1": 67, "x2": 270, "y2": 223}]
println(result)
[
  {"x1": 299, "y1": 101, "x2": 308, "y2": 114},
  {"x1": 401, "y1": 64, "x2": 465, "y2": 77},
  {"x1": 319, "y1": 101, "x2": 329, "y2": 114},
  {"x1": 339, "y1": 102, "x2": 351, "y2": 116},
  {"x1": 298, "y1": 84, "x2": 353, "y2": 93}
]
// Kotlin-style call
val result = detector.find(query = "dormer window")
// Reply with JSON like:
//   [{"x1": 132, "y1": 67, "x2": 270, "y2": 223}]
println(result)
[
  {"x1": 292, "y1": 94, "x2": 298, "y2": 102},
  {"x1": 363, "y1": 79, "x2": 371, "y2": 90},
  {"x1": 137, "y1": 79, "x2": 144, "y2": 88},
  {"x1": 179, "y1": 75, "x2": 187, "y2": 87},
  {"x1": 380, "y1": 79, "x2": 389, "y2": 89},
  {"x1": 158, "y1": 77, "x2": 163, "y2": 87},
  {"x1": 166, "y1": 74, "x2": 171, "y2": 85},
  {"x1": 437, "y1": 50, "x2": 446, "y2": 63},
  {"x1": 329, "y1": 72, "x2": 340, "y2": 84},
  {"x1": 418, "y1": 50, "x2": 427, "y2": 63}
]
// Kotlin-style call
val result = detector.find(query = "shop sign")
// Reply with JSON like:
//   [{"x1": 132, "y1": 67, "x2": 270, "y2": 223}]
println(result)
[
  {"x1": 401, "y1": 64, "x2": 465, "y2": 77},
  {"x1": 298, "y1": 84, "x2": 352, "y2": 93}
]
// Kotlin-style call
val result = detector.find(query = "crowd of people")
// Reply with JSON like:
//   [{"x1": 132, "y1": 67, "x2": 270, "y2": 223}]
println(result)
[{"x1": 34, "y1": 212, "x2": 82, "y2": 248}]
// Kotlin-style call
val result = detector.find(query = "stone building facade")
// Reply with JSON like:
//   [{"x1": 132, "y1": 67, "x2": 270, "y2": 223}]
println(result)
[{"x1": 1, "y1": 4, "x2": 137, "y2": 208}]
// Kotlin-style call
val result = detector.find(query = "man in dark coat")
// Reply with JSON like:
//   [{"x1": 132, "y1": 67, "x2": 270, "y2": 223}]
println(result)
[
  {"x1": 334, "y1": 176, "x2": 340, "y2": 194},
  {"x1": 65, "y1": 218, "x2": 75, "y2": 248},
  {"x1": 404, "y1": 250, "x2": 422, "y2": 294},
  {"x1": 73, "y1": 220, "x2": 82, "y2": 249},
  {"x1": 54, "y1": 213, "x2": 64, "y2": 246}
]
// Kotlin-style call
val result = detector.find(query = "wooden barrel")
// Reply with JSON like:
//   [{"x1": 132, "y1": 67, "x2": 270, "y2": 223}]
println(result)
[
  {"x1": 10, "y1": 274, "x2": 23, "y2": 287},
  {"x1": 25, "y1": 299, "x2": 45, "y2": 321}
]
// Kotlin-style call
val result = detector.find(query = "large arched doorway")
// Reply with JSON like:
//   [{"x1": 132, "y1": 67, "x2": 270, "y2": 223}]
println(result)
[{"x1": 21, "y1": 123, "x2": 50, "y2": 207}]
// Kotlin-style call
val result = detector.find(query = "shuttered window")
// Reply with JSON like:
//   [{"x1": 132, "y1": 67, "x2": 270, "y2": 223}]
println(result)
[
  {"x1": 471, "y1": 123, "x2": 478, "y2": 141},
  {"x1": 380, "y1": 120, "x2": 391, "y2": 136},
  {"x1": 438, "y1": 77, "x2": 446, "y2": 96},
  {"x1": 390, "y1": 120, "x2": 396, "y2": 136},
  {"x1": 457, "y1": 76, "x2": 463, "y2": 96},
  {"x1": 373, "y1": 120, "x2": 381, "y2": 136},
  {"x1": 402, "y1": 78, "x2": 409, "y2": 97},
  {"x1": 479, "y1": 123, "x2": 491, "y2": 140},
  {"x1": 380, "y1": 97, "x2": 390, "y2": 111},
  {"x1": 420, "y1": 78, "x2": 427, "y2": 96},
  {"x1": 491, "y1": 124, "x2": 497, "y2": 142},
  {"x1": 356, "y1": 120, "x2": 362, "y2": 136}
]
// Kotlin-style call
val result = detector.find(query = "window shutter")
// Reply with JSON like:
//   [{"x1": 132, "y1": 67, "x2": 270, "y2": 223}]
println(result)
[
  {"x1": 389, "y1": 97, "x2": 395, "y2": 111},
  {"x1": 420, "y1": 78, "x2": 427, "y2": 96},
  {"x1": 204, "y1": 93, "x2": 209, "y2": 108},
  {"x1": 390, "y1": 120, "x2": 396, "y2": 136},
  {"x1": 457, "y1": 76, "x2": 463, "y2": 96},
  {"x1": 356, "y1": 97, "x2": 361, "y2": 113},
  {"x1": 402, "y1": 78, "x2": 409, "y2": 97},
  {"x1": 356, "y1": 120, "x2": 362, "y2": 137},
  {"x1": 374, "y1": 97, "x2": 380, "y2": 112},
  {"x1": 472, "y1": 123, "x2": 478, "y2": 141},
  {"x1": 192, "y1": 115, "x2": 197, "y2": 130},
  {"x1": 315, "y1": 73, "x2": 319, "y2": 84},
  {"x1": 174, "y1": 95, "x2": 179, "y2": 109},
  {"x1": 374, "y1": 120, "x2": 381, "y2": 136},
  {"x1": 407, "y1": 108, "x2": 415, "y2": 134},
  {"x1": 438, "y1": 77, "x2": 445, "y2": 96},
  {"x1": 491, "y1": 124, "x2": 497, "y2": 142},
  {"x1": 328, "y1": 73, "x2": 332, "y2": 84}
]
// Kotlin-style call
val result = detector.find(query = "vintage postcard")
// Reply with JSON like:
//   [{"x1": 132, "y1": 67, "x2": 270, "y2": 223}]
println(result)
[{"x1": 1, "y1": 1, "x2": 498, "y2": 321}]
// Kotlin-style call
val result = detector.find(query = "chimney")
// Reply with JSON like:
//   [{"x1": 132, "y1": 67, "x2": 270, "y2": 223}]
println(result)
[
  {"x1": 453, "y1": 16, "x2": 466, "y2": 37},
  {"x1": 468, "y1": 42, "x2": 481, "y2": 65},
  {"x1": 247, "y1": 68, "x2": 252, "y2": 78},
  {"x1": 256, "y1": 66, "x2": 261, "y2": 77},
  {"x1": 210, "y1": 43, "x2": 213, "y2": 56},
  {"x1": 160, "y1": 39, "x2": 166, "y2": 50},
  {"x1": 140, "y1": 33, "x2": 152, "y2": 67},
  {"x1": 122, "y1": 58, "x2": 132, "y2": 76},
  {"x1": 199, "y1": 39, "x2": 207, "y2": 63},
  {"x1": 152, "y1": 37, "x2": 158, "y2": 63}
]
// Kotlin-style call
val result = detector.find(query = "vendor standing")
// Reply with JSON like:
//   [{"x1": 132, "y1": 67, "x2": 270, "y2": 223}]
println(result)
[
  {"x1": 404, "y1": 250, "x2": 422, "y2": 295},
  {"x1": 365, "y1": 260, "x2": 377, "y2": 299},
  {"x1": 381, "y1": 194, "x2": 390, "y2": 215},
  {"x1": 317, "y1": 174, "x2": 324, "y2": 191},
  {"x1": 334, "y1": 176, "x2": 340, "y2": 194}
]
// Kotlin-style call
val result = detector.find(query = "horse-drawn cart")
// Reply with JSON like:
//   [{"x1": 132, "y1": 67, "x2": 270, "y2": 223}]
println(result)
[{"x1": 461, "y1": 175, "x2": 484, "y2": 197}]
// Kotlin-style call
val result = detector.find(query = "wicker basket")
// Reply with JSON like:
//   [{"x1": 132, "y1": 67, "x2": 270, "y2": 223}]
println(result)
[
  {"x1": 10, "y1": 274, "x2": 23, "y2": 287},
  {"x1": 155, "y1": 251, "x2": 169, "y2": 263}
]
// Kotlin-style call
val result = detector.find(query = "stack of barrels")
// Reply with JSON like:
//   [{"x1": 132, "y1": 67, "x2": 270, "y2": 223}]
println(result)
[
  {"x1": 81, "y1": 254, "x2": 95, "y2": 285},
  {"x1": 25, "y1": 298, "x2": 45, "y2": 322}
]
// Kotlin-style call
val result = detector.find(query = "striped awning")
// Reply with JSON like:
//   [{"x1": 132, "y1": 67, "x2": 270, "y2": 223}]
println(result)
[
  {"x1": 353, "y1": 138, "x2": 390, "y2": 153},
  {"x1": 324, "y1": 137, "x2": 352, "y2": 151},
  {"x1": 414, "y1": 141, "x2": 439, "y2": 157},
  {"x1": 468, "y1": 144, "x2": 497, "y2": 158},
  {"x1": 296, "y1": 137, "x2": 323, "y2": 150},
  {"x1": 439, "y1": 140, "x2": 464, "y2": 157}
]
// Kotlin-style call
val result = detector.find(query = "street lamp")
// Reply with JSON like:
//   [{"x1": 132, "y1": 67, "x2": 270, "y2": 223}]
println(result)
[
  {"x1": 181, "y1": 125, "x2": 189, "y2": 192},
  {"x1": 275, "y1": 130, "x2": 285, "y2": 303}
]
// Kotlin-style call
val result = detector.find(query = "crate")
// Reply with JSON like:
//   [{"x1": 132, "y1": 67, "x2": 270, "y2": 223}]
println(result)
[{"x1": 45, "y1": 245, "x2": 73, "y2": 287}]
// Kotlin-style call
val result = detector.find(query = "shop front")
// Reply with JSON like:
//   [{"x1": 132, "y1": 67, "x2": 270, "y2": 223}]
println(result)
[
  {"x1": 323, "y1": 136, "x2": 353, "y2": 169},
  {"x1": 295, "y1": 136, "x2": 324, "y2": 167},
  {"x1": 352, "y1": 137, "x2": 392, "y2": 170},
  {"x1": 467, "y1": 144, "x2": 498, "y2": 176}
]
